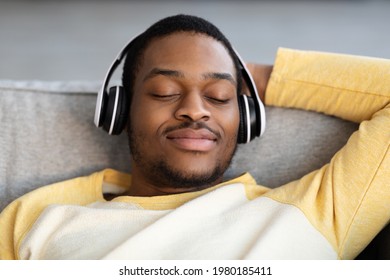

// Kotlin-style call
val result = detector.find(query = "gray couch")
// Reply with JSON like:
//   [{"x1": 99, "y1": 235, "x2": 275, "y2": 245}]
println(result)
[{"x1": 0, "y1": 80, "x2": 388, "y2": 259}]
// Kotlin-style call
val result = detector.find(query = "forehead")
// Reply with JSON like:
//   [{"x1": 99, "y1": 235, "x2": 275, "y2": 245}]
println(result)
[{"x1": 139, "y1": 32, "x2": 236, "y2": 76}]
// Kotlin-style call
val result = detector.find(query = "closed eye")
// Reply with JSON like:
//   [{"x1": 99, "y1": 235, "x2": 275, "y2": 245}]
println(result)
[
  {"x1": 206, "y1": 96, "x2": 230, "y2": 104},
  {"x1": 151, "y1": 93, "x2": 180, "y2": 100}
]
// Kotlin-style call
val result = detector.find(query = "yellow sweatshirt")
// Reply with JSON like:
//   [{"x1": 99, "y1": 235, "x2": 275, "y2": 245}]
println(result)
[{"x1": 0, "y1": 48, "x2": 389, "y2": 260}]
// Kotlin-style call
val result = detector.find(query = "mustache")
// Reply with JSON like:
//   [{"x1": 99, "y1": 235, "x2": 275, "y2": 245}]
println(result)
[{"x1": 163, "y1": 122, "x2": 221, "y2": 139}]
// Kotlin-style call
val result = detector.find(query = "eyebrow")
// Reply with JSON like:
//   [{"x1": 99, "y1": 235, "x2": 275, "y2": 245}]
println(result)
[
  {"x1": 143, "y1": 68, "x2": 184, "y2": 81},
  {"x1": 143, "y1": 67, "x2": 236, "y2": 85},
  {"x1": 202, "y1": 72, "x2": 236, "y2": 86}
]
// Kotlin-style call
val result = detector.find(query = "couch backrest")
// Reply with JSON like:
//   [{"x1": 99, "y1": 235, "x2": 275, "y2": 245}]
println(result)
[{"x1": 0, "y1": 80, "x2": 359, "y2": 211}]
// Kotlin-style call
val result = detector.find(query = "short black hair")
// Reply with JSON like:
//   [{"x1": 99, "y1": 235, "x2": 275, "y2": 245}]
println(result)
[{"x1": 122, "y1": 14, "x2": 242, "y2": 102}]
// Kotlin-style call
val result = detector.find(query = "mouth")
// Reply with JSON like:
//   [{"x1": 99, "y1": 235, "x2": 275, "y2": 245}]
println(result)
[{"x1": 166, "y1": 128, "x2": 218, "y2": 152}]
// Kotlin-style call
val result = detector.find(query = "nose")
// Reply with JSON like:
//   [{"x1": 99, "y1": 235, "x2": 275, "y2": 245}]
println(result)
[{"x1": 174, "y1": 91, "x2": 211, "y2": 122}]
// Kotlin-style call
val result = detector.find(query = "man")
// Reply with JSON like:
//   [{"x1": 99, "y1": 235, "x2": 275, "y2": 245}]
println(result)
[{"x1": 0, "y1": 14, "x2": 389, "y2": 260}]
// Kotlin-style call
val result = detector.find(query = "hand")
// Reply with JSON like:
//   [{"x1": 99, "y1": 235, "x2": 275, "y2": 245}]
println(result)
[{"x1": 245, "y1": 63, "x2": 273, "y2": 103}]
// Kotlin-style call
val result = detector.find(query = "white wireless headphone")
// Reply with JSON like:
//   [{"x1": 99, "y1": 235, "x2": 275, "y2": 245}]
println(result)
[{"x1": 94, "y1": 34, "x2": 266, "y2": 144}]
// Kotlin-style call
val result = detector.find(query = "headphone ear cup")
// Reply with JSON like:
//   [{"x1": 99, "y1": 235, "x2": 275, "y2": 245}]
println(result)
[
  {"x1": 238, "y1": 95, "x2": 257, "y2": 144},
  {"x1": 102, "y1": 86, "x2": 129, "y2": 135}
]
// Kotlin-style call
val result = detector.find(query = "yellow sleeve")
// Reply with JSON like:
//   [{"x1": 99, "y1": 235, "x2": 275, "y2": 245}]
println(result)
[
  {"x1": 266, "y1": 48, "x2": 390, "y2": 122},
  {"x1": 265, "y1": 48, "x2": 390, "y2": 259}
]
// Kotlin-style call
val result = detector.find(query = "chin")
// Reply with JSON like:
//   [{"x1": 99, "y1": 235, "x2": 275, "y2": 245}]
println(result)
[{"x1": 152, "y1": 158, "x2": 226, "y2": 189}]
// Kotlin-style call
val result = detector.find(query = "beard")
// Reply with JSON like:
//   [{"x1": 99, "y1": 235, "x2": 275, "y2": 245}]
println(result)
[{"x1": 127, "y1": 122, "x2": 238, "y2": 190}]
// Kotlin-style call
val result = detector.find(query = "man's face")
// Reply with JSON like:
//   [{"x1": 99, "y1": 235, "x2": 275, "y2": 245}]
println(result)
[{"x1": 128, "y1": 32, "x2": 240, "y2": 192}]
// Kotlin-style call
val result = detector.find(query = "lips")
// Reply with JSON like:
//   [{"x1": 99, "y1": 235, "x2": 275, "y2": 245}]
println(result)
[{"x1": 166, "y1": 128, "x2": 217, "y2": 152}]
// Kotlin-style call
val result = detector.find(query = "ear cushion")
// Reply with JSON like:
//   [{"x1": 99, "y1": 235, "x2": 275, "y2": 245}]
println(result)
[
  {"x1": 102, "y1": 86, "x2": 129, "y2": 135},
  {"x1": 238, "y1": 95, "x2": 257, "y2": 144},
  {"x1": 112, "y1": 86, "x2": 129, "y2": 135},
  {"x1": 237, "y1": 95, "x2": 248, "y2": 144}
]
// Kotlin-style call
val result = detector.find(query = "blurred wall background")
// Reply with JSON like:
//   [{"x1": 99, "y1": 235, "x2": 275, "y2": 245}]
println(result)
[{"x1": 1, "y1": 0, "x2": 389, "y2": 81}]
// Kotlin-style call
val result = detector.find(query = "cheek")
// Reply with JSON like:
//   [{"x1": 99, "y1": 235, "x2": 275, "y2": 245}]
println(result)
[
  {"x1": 218, "y1": 107, "x2": 240, "y2": 139},
  {"x1": 129, "y1": 99, "x2": 171, "y2": 139}
]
